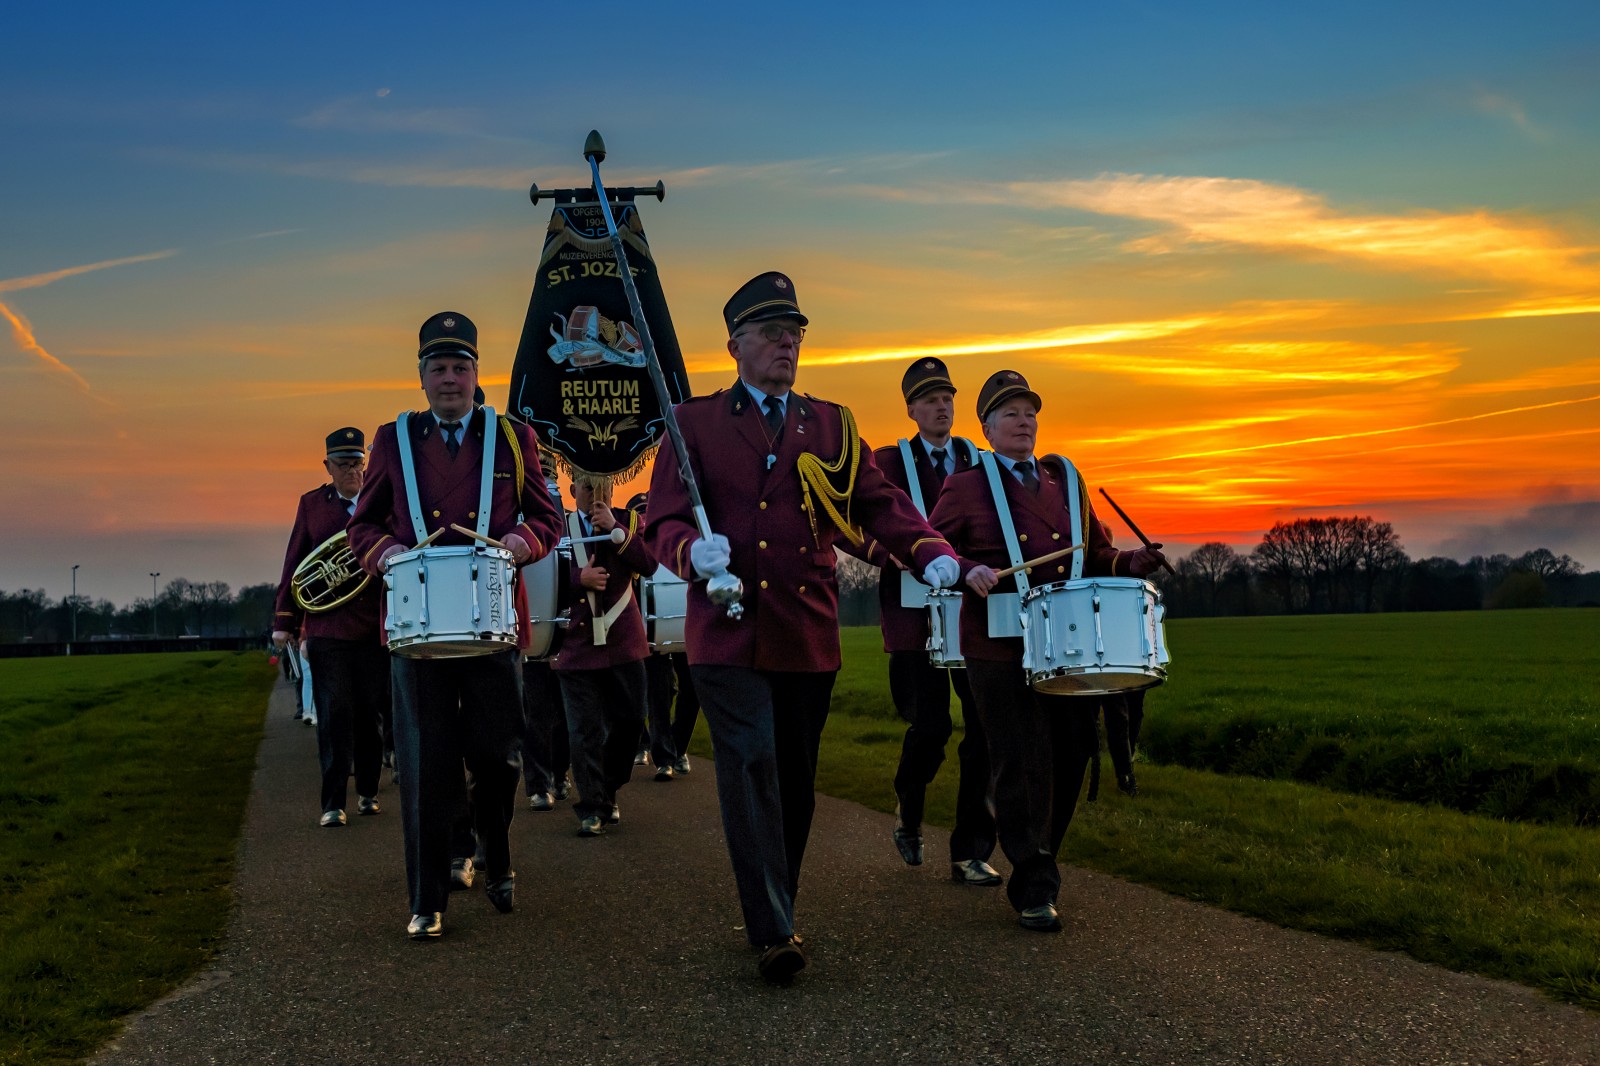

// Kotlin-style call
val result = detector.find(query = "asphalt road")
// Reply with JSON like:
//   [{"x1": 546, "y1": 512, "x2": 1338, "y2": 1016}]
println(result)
[{"x1": 94, "y1": 678, "x2": 1600, "y2": 1065}]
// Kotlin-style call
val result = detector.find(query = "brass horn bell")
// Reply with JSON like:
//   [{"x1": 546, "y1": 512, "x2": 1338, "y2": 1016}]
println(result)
[{"x1": 291, "y1": 531, "x2": 373, "y2": 613}]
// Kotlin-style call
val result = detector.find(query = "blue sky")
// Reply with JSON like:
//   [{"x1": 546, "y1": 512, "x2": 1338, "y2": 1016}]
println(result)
[{"x1": 3, "y1": 2, "x2": 1597, "y2": 604}]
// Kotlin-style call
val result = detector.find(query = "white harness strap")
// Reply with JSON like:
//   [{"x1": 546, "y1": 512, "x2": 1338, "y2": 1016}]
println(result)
[
  {"x1": 979, "y1": 450, "x2": 1027, "y2": 637},
  {"x1": 395, "y1": 412, "x2": 429, "y2": 543},
  {"x1": 1043, "y1": 453, "x2": 1086, "y2": 581},
  {"x1": 567, "y1": 511, "x2": 632, "y2": 646},
  {"x1": 476, "y1": 406, "x2": 497, "y2": 540}
]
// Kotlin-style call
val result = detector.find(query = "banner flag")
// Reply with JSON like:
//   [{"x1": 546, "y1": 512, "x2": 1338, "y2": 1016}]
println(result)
[{"x1": 507, "y1": 193, "x2": 691, "y2": 483}]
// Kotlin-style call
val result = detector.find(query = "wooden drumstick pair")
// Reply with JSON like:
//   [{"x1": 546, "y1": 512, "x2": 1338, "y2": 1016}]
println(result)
[{"x1": 992, "y1": 542, "x2": 1085, "y2": 580}]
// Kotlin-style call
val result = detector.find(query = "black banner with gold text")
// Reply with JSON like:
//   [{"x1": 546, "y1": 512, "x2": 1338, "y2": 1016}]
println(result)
[{"x1": 507, "y1": 196, "x2": 690, "y2": 482}]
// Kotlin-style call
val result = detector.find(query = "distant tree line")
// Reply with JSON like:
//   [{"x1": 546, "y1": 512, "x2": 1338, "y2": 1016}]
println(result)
[
  {"x1": 5, "y1": 515, "x2": 1592, "y2": 643},
  {"x1": 0, "y1": 580, "x2": 277, "y2": 644},
  {"x1": 832, "y1": 515, "x2": 1595, "y2": 624},
  {"x1": 1157, "y1": 517, "x2": 1594, "y2": 618}
]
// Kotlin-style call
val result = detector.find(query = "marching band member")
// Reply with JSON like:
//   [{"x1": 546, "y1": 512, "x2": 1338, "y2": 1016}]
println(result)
[
  {"x1": 644, "y1": 272, "x2": 964, "y2": 982},
  {"x1": 629, "y1": 491, "x2": 696, "y2": 780},
  {"x1": 858, "y1": 358, "x2": 999, "y2": 886},
  {"x1": 928, "y1": 370, "x2": 1166, "y2": 932},
  {"x1": 272, "y1": 427, "x2": 388, "y2": 828},
  {"x1": 348, "y1": 311, "x2": 563, "y2": 941},
  {"x1": 554, "y1": 476, "x2": 656, "y2": 836}
]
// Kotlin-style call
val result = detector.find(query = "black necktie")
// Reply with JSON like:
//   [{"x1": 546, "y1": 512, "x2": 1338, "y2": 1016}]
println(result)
[
  {"x1": 763, "y1": 396, "x2": 784, "y2": 441},
  {"x1": 927, "y1": 447, "x2": 948, "y2": 495},
  {"x1": 1014, "y1": 459, "x2": 1039, "y2": 494},
  {"x1": 342, "y1": 498, "x2": 354, "y2": 515},
  {"x1": 441, "y1": 420, "x2": 462, "y2": 459}
]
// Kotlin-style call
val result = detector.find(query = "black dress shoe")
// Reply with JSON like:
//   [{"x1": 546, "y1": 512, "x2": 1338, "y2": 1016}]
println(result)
[
  {"x1": 951, "y1": 859, "x2": 1003, "y2": 887},
  {"x1": 407, "y1": 912, "x2": 442, "y2": 939},
  {"x1": 606, "y1": 804, "x2": 621, "y2": 825},
  {"x1": 1018, "y1": 903, "x2": 1062, "y2": 932},
  {"x1": 757, "y1": 937, "x2": 807, "y2": 983},
  {"x1": 485, "y1": 872, "x2": 515, "y2": 914},
  {"x1": 892, "y1": 824, "x2": 924, "y2": 866},
  {"x1": 450, "y1": 856, "x2": 475, "y2": 890}
]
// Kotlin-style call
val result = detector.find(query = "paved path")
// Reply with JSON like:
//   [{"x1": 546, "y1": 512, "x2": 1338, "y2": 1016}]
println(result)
[{"x1": 96, "y1": 679, "x2": 1600, "y2": 1065}]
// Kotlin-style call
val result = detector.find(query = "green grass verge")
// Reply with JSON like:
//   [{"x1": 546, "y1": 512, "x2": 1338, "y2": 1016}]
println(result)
[
  {"x1": 820, "y1": 623, "x2": 1600, "y2": 1010},
  {"x1": 1148, "y1": 610, "x2": 1600, "y2": 824},
  {"x1": 0, "y1": 652, "x2": 273, "y2": 1066}
]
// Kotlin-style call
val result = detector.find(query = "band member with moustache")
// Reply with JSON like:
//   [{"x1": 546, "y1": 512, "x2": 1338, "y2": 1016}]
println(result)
[
  {"x1": 929, "y1": 370, "x2": 1167, "y2": 933},
  {"x1": 273, "y1": 427, "x2": 389, "y2": 828},
  {"x1": 644, "y1": 272, "x2": 964, "y2": 983},
  {"x1": 856, "y1": 358, "x2": 999, "y2": 886},
  {"x1": 348, "y1": 311, "x2": 563, "y2": 941},
  {"x1": 629, "y1": 491, "x2": 697, "y2": 780},
  {"x1": 554, "y1": 476, "x2": 656, "y2": 836}
]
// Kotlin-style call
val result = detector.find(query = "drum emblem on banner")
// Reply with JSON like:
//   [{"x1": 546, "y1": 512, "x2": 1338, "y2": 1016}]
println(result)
[{"x1": 547, "y1": 306, "x2": 645, "y2": 369}]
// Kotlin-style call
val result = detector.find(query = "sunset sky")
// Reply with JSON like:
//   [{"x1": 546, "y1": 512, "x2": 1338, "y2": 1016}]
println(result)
[{"x1": 4, "y1": 2, "x2": 1597, "y2": 605}]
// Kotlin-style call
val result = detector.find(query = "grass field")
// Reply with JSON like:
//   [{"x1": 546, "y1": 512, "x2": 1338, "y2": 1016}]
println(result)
[
  {"x1": 822, "y1": 611, "x2": 1600, "y2": 1009},
  {"x1": 5, "y1": 612, "x2": 1599, "y2": 1064},
  {"x1": 0, "y1": 652, "x2": 273, "y2": 1066}
]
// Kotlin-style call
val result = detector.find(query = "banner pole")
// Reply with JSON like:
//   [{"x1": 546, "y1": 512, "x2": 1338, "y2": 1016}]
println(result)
[{"x1": 584, "y1": 130, "x2": 744, "y2": 619}]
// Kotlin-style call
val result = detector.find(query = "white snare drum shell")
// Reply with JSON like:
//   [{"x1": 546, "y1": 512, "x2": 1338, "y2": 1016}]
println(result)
[
  {"x1": 925, "y1": 589, "x2": 965, "y2": 669},
  {"x1": 1020, "y1": 577, "x2": 1167, "y2": 696},
  {"x1": 643, "y1": 564, "x2": 688, "y2": 653},
  {"x1": 385, "y1": 545, "x2": 520, "y2": 659}
]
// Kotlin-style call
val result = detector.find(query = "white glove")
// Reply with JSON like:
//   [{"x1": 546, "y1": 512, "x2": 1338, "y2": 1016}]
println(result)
[
  {"x1": 271, "y1": 630, "x2": 292, "y2": 649},
  {"x1": 922, "y1": 555, "x2": 960, "y2": 590},
  {"x1": 377, "y1": 543, "x2": 406, "y2": 572},
  {"x1": 690, "y1": 534, "x2": 731, "y2": 579}
]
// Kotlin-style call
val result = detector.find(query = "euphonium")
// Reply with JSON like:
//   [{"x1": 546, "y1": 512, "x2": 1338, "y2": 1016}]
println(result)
[{"x1": 291, "y1": 531, "x2": 373, "y2": 613}]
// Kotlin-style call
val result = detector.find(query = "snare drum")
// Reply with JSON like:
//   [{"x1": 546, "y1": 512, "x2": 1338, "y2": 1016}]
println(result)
[
  {"x1": 641, "y1": 565, "x2": 688, "y2": 652},
  {"x1": 1020, "y1": 577, "x2": 1169, "y2": 695},
  {"x1": 385, "y1": 545, "x2": 520, "y2": 658},
  {"x1": 925, "y1": 589, "x2": 965, "y2": 668},
  {"x1": 519, "y1": 544, "x2": 573, "y2": 660}
]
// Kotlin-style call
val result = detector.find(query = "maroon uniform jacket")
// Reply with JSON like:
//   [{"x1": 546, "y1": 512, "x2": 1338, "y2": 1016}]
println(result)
[
  {"x1": 553, "y1": 506, "x2": 655, "y2": 671},
  {"x1": 347, "y1": 407, "x2": 563, "y2": 644},
  {"x1": 644, "y1": 383, "x2": 956, "y2": 673},
  {"x1": 928, "y1": 456, "x2": 1129, "y2": 664},
  {"x1": 858, "y1": 437, "x2": 981, "y2": 653},
  {"x1": 273, "y1": 484, "x2": 381, "y2": 642}
]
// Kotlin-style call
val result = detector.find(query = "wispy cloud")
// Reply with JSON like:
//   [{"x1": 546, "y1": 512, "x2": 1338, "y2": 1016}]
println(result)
[
  {"x1": 1100, "y1": 393, "x2": 1600, "y2": 468},
  {"x1": 1455, "y1": 358, "x2": 1600, "y2": 395},
  {"x1": 1474, "y1": 89, "x2": 1546, "y2": 141},
  {"x1": 873, "y1": 173, "x2": 1599, "y2": 290},
  {"x1": 0, "y1": 249, "x2": 176, "y2": 294},
  {"x1": 0, "y1": 300, "x2": 94, "y2": 393}
]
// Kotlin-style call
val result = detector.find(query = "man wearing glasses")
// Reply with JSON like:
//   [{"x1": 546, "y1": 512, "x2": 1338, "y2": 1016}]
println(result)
[
  {"x1": 645, "y1": 272, "x2": 963, "y2": 983},
  {"x1": 273, "y1": 428, "x2": 390, "y2": 829}
]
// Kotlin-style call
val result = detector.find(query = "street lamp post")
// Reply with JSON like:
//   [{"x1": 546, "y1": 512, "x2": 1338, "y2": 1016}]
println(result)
[
  {"x1": 71, "y1": 564, "x2": 80, "y2": 646},
  {"x1": 149, "y1": 572, "x2": 160, "y2": 638}
]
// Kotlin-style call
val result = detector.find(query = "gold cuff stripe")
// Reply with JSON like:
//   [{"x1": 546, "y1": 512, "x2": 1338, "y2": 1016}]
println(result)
[{"x1": 360, "y1": 535, "x2": 397, "y2": 568}]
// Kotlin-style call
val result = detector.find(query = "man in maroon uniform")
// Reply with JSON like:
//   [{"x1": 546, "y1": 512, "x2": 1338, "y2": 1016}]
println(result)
[
  {"x1": 348, "y1": 311, "x2": 563, "y2": 941},
  {"x1": 273, "y1": 427, "x2": 388, "y2": 828},
  {"x1": 856, "y1": 358, "x2": 999, "y2": 886},
  {"x1": 929, "y1": 370, "x2": 1166, "y2": 933},
  {"x1": 645, "y1": 272, "x2": 964, "y2": 983},
  {"x1": 554, "y1": 476, "x2": 656, "y2": 837}
]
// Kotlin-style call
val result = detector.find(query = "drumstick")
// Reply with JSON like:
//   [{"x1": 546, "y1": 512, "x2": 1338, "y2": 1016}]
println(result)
[
  {"x1": 1097, "y1": 488, "x2": 1177, "y2": 575},
  {"x1": 991, "y1": 542, "x2": 1084, "y2": 581},
  {"x1": 415, "y1": 528, "x2": 444, "y2": 549},
  {"x1": 450, "y1": 523, "x2": 507, "y2": 549}
]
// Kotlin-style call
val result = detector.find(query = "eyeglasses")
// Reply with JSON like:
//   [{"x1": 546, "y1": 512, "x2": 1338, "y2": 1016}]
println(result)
[{"x1": 741, "y1": 321, "x2": 806, "y2": 343}]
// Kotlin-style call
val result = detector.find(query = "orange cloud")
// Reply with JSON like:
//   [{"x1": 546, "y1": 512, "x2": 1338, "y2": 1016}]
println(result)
[
  {"x1": 1454, "y1": 358, "x2": 1600, "y2": 395},
  {"x1": 0, "y1": 300, "x2": 94, "y2": 393},
  {"x1": 1003, "y1": 174, "x2": 1600, "y2": 289}
]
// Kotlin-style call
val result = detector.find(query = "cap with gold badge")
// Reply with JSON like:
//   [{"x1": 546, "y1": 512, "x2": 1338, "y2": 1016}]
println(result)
[
  {"x1": 723, "y1": 271, "x2": 808, "y2": 333},
  {"x1": 418, "y1": 311, "x2": 479, "y2": 362},
  {"x1": 325, "y1": 427, "x2": 366, "y2": 458},
  {"x1": 901, "y1": 357, "x2": 956, "y2": 403},
  {"x1": 976, "y1": 369, "x2": 1042, "y2": 421}
]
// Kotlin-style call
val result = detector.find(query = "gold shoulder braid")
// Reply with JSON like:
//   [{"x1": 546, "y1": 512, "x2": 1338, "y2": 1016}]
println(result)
[
  {"x1": 498, "y1": 416, "x2": 525, "y2": 510},
  {"x1": 796, "y1": 404, "x2": 865, "y2": 547}
]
